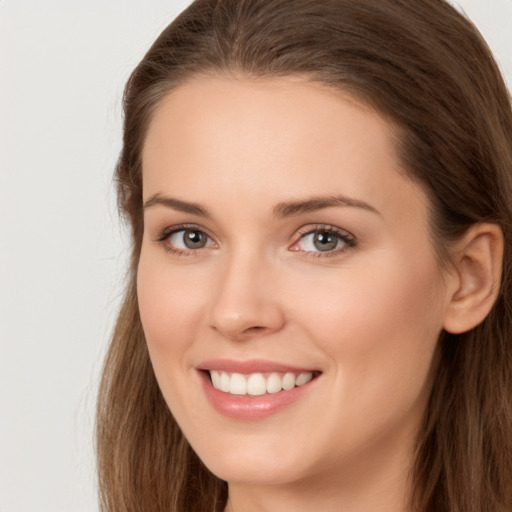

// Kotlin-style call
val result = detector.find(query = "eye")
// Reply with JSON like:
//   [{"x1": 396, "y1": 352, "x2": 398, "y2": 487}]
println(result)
[
  {"x1": 290, "y1": 225, "x2": 356, "y2": 256},
  {"x1": 156, "y1": 225, "x2": 216, "y2": 254},
  {"x1": 170, "y1": 229, "x2": 211, "y2": 249}
]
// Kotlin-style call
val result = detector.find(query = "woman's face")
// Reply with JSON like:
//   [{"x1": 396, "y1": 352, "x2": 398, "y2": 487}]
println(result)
[{"x1": 138, "y1": 76, "x2": 452, "y2": 490}]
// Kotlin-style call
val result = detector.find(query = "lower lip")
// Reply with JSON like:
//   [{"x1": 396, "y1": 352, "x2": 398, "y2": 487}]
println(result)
[{"x1": 198, "y1": 371, "x2": 318, "y2": 420}]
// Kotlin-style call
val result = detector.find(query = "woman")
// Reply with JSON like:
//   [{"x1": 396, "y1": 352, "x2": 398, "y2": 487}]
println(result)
[{"x1": 96, "y1": 0, "x2": 512, "y2": 510}]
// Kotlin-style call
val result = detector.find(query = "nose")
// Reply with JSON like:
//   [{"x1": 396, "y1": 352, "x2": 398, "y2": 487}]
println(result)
[{"x1": 208, "y1": 251, "x2": 286, "y2": 341}]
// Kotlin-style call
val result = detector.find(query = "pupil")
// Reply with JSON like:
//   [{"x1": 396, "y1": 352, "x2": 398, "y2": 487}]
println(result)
[
  {"x1": 184, "y1": 230, "x2": 206, "y2": 249},
  {"x1": 313, "y1": 232, "x2": 337, "y2": 251}
]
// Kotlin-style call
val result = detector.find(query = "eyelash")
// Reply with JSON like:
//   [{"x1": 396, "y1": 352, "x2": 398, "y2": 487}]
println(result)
[
  {"x1": 292, "y1": 224, "x2": 357, "y2": 258},
  {"x1": 154, "y1": 223, "x2": 357, "y2": 258},
  {"x1": 155, "y1": 224, "x2": 216, "y2": 256}
]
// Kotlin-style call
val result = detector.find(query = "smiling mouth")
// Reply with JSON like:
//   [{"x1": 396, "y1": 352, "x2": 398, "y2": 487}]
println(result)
[{"x1": 206, "y1": 370, "x2": 320, "y2": 396}]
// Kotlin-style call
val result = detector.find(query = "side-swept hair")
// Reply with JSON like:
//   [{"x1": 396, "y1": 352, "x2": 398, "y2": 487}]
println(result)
[{"x1": 97, "y1": 1, "x2": 512, "y2": 510}]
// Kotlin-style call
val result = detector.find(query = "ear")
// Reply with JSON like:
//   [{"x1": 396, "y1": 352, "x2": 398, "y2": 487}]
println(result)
[{"x1": 443, "y1": 223, "x2": 503, "y2": 334}]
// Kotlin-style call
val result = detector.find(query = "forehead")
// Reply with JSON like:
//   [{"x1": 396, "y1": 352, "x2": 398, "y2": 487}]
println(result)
[
  {"x1": 141, "y1": 75, "x2": 426, "y2": 224},
  {"x1": 143, "y1": 75, "x2": 383, "y2": 162}
]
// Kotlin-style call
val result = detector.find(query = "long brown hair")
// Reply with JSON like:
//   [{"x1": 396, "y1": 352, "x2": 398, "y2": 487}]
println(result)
[{"x1": 96, "y1": 1, "x2": 512, "y2": 510}]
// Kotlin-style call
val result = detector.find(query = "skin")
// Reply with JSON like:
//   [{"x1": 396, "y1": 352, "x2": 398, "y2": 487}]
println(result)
[{"x1": 137, "y1": 75, "x2": 464, "y2": 512}]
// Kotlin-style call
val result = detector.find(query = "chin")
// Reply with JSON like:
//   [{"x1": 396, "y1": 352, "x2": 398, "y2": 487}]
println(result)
[
  {"x1": 205, "y1": 454, "x2": 307, "y2": 486},
  {"x1": 186, "y1": 427, "x2": 317, "y2": 486}
]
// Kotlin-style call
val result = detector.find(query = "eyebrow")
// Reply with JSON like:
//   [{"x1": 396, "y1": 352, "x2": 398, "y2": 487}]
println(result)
[
  {"x1": 142, "y1": 193, "x2": 380, "y2": 218},
  {"x1": 143, "y1": 194, "x2": 210, "y2": 216},
  {"x1": 273, "y1": 195, "x2": 380, "y2": 218}
]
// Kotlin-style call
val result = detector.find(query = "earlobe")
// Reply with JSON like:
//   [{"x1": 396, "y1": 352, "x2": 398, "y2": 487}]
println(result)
[{"x1": 443, "y1": 223, "x2": 503, "y2": 334}]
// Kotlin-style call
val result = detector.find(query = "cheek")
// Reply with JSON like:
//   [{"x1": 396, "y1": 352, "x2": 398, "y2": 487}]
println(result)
[
  {"x1": 288, "y1": 252, "x2": 446, "y2": 409},
  {"x1": 303, "y1": 249, "x2": 443, "y2": 343},
  {"x1": 136, "y1": 251, "x2": 216, "y2": 429},
  {"x1": 137, "y1": 250, "x2": 210, "y2": 360}
]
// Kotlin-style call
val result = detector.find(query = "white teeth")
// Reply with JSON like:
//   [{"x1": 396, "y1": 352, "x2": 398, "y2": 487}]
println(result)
[
  {"x1": 229, "y1": 373, "x2": 247, "y2": 395},
  {"x1": 296, "y1": 372, "x2": 313, "y2": 386},
  {"x1": 220, "y1": 372, "x2": 230, "y2": 392},
  {"x1": 282, "y1": 372, "x2": 296, "y2": 390},
  {"x1": 247, "y1": 373, "x2": 267, "y2": 396},
  {"x1": 209, "y1": 370, "x2": 315, "y2": 395},
  {"x1": 266, "y1": 373, "x2": 282, "y2": 394},
  {"x1": 211, "y1": 370, "x2": 221, "y2": 389}
]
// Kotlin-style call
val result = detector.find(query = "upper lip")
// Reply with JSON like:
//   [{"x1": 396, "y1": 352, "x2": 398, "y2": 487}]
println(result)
[{"x1": 197, "y1": 358, "x2": 319, "y2": 374}]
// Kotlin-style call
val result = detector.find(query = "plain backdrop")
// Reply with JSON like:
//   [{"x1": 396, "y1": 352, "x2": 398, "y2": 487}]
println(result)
[{"x1": 0, "y1": 1, "x2": 511, "y2": 511}]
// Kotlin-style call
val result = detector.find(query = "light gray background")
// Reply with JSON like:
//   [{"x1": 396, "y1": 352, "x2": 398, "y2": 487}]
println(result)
[{"x1": 0, "y1": 1, "x2": 511, "y2": 511}]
